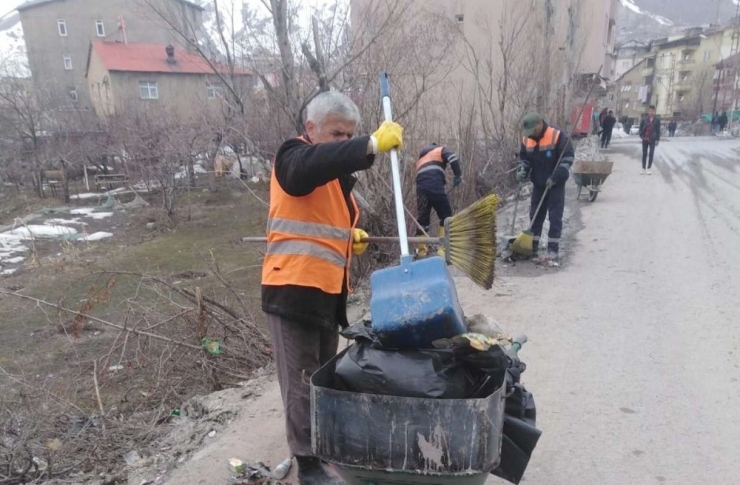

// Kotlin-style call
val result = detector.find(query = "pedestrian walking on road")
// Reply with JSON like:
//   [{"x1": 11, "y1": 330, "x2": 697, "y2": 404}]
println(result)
[
  {"x1": 601, "y1": 110, "x2": 617, "y2": 148},
  {"x1": 719, "y1": 111, "x2": 728, "y2": 134},
  {"x1": 711, "y1": 112, "x2": 719, "y2": 136},
  {"x1": 261, "y1": 91, "x2": 404, "y2": 485},
  {"x1": 516, "y1": 112, "x2": 575, "y2": 264},
  {"x1": 668, "y1": 119, "x2": 677, "y2": 137},
  {"x1": 414, "y1": 143, "x2": 462, "y2": 257},
  {"x1": 639, "y1": 105, "x2": 660, "y2": 175}
]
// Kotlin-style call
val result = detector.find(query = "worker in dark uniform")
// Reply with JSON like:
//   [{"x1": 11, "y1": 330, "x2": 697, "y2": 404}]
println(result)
[
  {"x1": 414, "y1": 143, "x2": 462, "y2": 257},
  {"x1": 516, "y1": 112, "x2": 575, "y2": 265}
]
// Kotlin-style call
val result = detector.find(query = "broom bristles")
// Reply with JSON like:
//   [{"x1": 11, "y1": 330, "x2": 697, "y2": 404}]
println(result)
[
  {"x1": 444, "y1": 193, "x2": 500, "y2": 290},
  {"x1": 510, "y1": 230, "x2": 534, "y2": 256}
]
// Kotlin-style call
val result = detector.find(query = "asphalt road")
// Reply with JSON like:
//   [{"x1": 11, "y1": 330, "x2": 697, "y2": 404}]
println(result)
[
  {"x1": 459, "y1": 135, "x2": 740, "y2": 485},
  {"x1": 163, "y1": 135, "x2": 740, "y2": 485}
]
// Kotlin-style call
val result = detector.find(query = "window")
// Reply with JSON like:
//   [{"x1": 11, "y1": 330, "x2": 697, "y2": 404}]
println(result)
[
  {"x1": 96, "y1": 20, "x2": 105, "y2": 37},
  {"x1": 69, "y1": 88, "x2": 77, "y2": 102},
  {"x1": 622, "y1": 60, "x2": 630, "y2": 69},
  {"x1": 63, "y1": 54, "x2": 72, "y2": 70},
  {"x1": 454, "y1": 14, "x2": 464, "y2": 23},
  {"x1": 57, "y1": 19, "x2": 67, "y2": 36},
  {"x1": 139, "y1": 81, "x2": 159, "y2": 99},
  {"x1": 704, "y1": 51, "x2": 711, "y2": 61},
  {"x1": 624, "y1": 102, "x2": 630, "y2": 109},
  {"x1": 206, "y1": 82, "x2": 223, "y2": 99}
]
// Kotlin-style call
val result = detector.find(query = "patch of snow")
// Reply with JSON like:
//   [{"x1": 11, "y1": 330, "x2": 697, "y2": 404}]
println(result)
[
  {"x1": 82, "y1": 232, "x2": 113, "y2": 241},
  {"x1": 45, "y1": 218, "x2": 87, "y2": 226},
  {"x1": 70, "y1": 187, "x2": 129, "y2": 200},
  {"x1": 619, "y1": 0, "x2": 673, "y2": 27},
  {"x1": 69, "y1": 208, "x2": 113, "y2": 219},
  {"x1": 70, "y1": 208, "x2": 95, "y2": 215},
  {"x1": 3, "y1": 256, "x2": 24, "y2": 264},
  {"x1": 1, "y1": 268, "x2": 18, "y2": 276},
  {"x1": 174, "y1": 164, "x2": 208, "y2": 180},
  {"x1": 612, "y1": 129, "x2": 629, "y2": 139},
  {"x1": 7, "y1": 225, "x2": 77, "y2": 239}
]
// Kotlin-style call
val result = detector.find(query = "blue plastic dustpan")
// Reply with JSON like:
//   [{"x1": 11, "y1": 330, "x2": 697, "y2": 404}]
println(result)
[{"x1": 369, "y1": 73, "x2": 465, "y2": 349}]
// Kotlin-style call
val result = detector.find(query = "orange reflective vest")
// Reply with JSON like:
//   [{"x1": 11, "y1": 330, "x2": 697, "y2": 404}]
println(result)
[
  {"x1": 261, "y1": 136, "x2": 359, "y2": 295},
  {"x1": 415, "y1": 146, "x2": 444, "y2": 174},
  {"x1": 523, "y1": 126, "x2": 561, "y2": 153}
]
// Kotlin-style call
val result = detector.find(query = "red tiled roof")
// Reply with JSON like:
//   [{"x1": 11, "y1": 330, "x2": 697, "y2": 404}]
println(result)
[
  {"x1": 18, "y1": 0, "x2": 203, "y2": 12},
  {"x1": 90, "y1": 41, "x2": 250, "y2": 75}
]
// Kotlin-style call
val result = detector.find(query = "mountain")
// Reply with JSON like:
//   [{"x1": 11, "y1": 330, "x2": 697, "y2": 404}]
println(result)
[{"x1": 617, "y1": 0, "x2": 740, "y2": 43}]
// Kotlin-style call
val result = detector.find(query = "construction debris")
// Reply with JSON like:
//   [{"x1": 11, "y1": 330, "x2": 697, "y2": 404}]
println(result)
[{"x1": 575, "y1": 136, "x2": 607, "y2": 162}]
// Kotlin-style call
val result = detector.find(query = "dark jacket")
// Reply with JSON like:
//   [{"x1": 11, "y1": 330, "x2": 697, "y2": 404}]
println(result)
[
  {"x1": 602, "y1": 115, "x2": 617, "y2": 133},
  {"x1": 639, "y1": 116, "x2": 661, "y2": 143},
  {"x1": 519, "y1": 122, "x2": 575, "y2": 188},
  {"x1": 416, "y1": 144, "x2": 462, "y2": 193},
  {"x1": 261, "y1": 135, "x2": 375, "y2": 330},
  {"x1": 719, "y1": 113, "x2": 729, "y2": 127}
]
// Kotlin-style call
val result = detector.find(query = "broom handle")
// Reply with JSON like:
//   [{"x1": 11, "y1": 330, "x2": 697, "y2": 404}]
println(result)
[
  {"x1": 509, "y1": 183, "x2": 522, "y2": 235},
  {"x1": 527, "y1": 65, "x2": 603, "y2": 231},
  {"x1": 379, "y1": 72, "x2": 410, "y2": 257},
  {"x1": 241, "y1": 236, "x2": 439, "y2": 244}
]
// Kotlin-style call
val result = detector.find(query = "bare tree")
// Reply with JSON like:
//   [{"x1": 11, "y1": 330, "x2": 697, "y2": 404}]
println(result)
[{"x1": 687, "y1": 65, "x2": 715, "y2": 119}]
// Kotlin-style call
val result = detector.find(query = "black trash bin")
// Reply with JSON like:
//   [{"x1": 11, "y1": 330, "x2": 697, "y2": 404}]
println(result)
[{"x1": 311, "y1": 349, "x2": 506, "y2": 485}]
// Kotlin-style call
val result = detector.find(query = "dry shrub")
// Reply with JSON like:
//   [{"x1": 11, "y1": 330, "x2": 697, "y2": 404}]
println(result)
[{"x1": 0, "y1": 262, "x2": 271, "y2": 482}]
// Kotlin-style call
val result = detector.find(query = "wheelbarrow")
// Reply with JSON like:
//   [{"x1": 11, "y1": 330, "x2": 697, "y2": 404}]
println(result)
[
  {"x1": 310, "y1": 348, "x2": 508, "y2": 485},
  {"x1": 571, "y1": 160, "x2": 614, "y2": 202}
]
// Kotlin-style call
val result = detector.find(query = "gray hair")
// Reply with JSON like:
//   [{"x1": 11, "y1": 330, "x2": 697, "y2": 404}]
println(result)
[{"x1": 305, "y1": 91, "x2": 361, "y2": 127}]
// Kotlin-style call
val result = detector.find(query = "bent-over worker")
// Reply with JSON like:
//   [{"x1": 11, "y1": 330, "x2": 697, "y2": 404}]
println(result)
[
  {"x1": 415, "y1": 143, "x2": 462, "y2": 257},
  {"x1": 516, "y1": 112, "x2": 575, "y2": 264},
  {"x1": 262, "y1": 91, "x2": 404, "y2": 484}
]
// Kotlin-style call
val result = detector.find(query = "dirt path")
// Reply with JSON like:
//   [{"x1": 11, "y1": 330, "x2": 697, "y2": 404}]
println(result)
[{"x1": 160, "y1": 136, "x2": 740, "y2": 484}]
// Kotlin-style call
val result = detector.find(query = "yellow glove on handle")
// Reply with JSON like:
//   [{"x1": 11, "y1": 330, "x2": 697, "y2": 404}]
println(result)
[
  {"x1": 371, "y1": 121, "x2": 404, "y2": 154},
  {"x1": 352, "y1": 228, "x2": 369, "y2": 255}
]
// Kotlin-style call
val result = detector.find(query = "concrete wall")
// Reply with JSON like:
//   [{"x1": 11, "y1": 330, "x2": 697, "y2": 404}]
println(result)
[
  {"x1": 19, "y1": 0, "x2": 202, "y2": 110},
  {"x1": 349, "y1": 0, "x2": 619, "y2": 139}
]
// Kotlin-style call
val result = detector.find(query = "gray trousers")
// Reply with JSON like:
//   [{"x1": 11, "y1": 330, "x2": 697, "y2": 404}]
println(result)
[{"x1": 266, "y1": 313, "x2": 339, "y2": 457}]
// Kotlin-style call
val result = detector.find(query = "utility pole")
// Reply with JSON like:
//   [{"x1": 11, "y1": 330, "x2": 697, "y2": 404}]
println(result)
[
  {"x1": 667, "y1": 53, "x2": 676, "y2": 117},
  {"x1": 711, "y1": 60, "x2": 722, "y2": 118},
  {"x1": 730, "y1": 2, "x2": 740, "y2": 134}
]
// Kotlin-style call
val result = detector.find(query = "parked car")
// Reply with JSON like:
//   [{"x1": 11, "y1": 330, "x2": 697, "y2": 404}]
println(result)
[{"x1": 629, "y1": 125, "x2": 640, "y2": 135}]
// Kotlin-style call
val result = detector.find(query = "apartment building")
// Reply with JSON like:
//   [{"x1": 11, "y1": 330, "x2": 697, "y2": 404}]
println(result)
[
  {"x1": 17, "y1": 0, "x2": 203, "y2": 109},
  {"x1": 613, "y1": 40, "x2": 650, "y2": 80}
]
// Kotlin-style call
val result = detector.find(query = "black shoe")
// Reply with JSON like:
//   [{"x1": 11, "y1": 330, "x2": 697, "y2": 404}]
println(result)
[{"x1": 296, "y1": 456, "x2": 345, "y2": 485}]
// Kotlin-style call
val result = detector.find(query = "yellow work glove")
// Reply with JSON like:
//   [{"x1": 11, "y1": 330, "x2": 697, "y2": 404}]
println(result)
[
  {"x1": 371, "y1": 121, "x2": 404, "y2": 154},
  {"x1": 352, "y1": 228, "x2": 369, "y2": 255}
]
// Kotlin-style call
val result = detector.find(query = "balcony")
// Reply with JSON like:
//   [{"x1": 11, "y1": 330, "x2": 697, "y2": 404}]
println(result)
[
  {"x1": 678, "y1": 58, "x2": 696, "y2": 66},
  {"x1": 642, "y1": 67, "x2": 654, "y2": 77}
]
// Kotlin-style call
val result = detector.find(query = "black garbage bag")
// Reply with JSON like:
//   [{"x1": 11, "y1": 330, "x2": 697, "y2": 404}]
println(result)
[
  {"x1": 334, "y1": 339, "x2": 488, "y2": 399},
  {"x1": 491, "y1": 372, "x2": 541, "y2": 484},
  {"x1": 335, "y1": 321, "x2": 502, "y2": 399}
]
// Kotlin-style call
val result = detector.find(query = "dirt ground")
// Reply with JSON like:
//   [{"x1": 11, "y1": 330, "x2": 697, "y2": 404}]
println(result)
[{"x1": 143, "y1": 136, "x2": 740, "y2": 485}]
